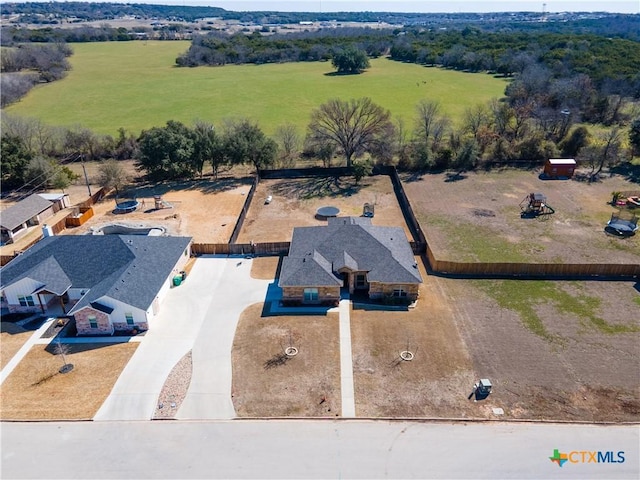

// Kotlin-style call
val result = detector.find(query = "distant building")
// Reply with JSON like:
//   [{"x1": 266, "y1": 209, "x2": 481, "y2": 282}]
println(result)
[
  {"x1": 544, "y1": 158, "x2": 576, "y2": 179},
  {"x1": 0, "y1": 193, "x2": 69, "y2": 245}
]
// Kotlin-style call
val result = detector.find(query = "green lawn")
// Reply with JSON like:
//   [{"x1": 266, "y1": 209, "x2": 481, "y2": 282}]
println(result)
[{"x1": 5, "y1": 41, "x2": 508, "y2": 136}]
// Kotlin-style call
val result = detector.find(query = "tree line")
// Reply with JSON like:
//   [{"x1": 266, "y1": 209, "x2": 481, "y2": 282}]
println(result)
[
  {"x1": 3, "y1": 91, "x2": 639, "y2": 195},
  {"x1": 0, "y1": 42, "x2": 73, "y2": 107}
]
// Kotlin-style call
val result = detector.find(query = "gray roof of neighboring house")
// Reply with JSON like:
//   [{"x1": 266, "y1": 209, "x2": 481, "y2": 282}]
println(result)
[
  {"x1": 279, "y1": 217, "x2": 422, "y2": 288},
  {"x1": 0, "y1": 235, "x2": 192, "y2": 313},
  {"x1": 0, "y1": 194, "x2": 53, "y2": 231}
]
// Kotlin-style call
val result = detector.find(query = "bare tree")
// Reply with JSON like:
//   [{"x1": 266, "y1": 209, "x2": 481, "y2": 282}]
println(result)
[
  {"x1": 414, "y1": 100, "x2": 441, "y2": 147},
  {"x1": 307, "y1": 97, "x2": 393, "y2": 167},
  {"x1": 97, "y1": 159, "x2": 129, "y2": 195},
  {"x1": 580, "y1": 127, "x2": 623, "y2": 182},
  {"x1": 274, "y1": 123, "x2": 301, "y2": 168},
  {"x1": 463, "y1": 104, "x2": 491, "y2": 139}
]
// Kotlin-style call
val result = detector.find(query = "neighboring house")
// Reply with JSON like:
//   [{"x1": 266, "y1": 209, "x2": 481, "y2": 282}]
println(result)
[
  {"x1": 279, "y1": 217, "x2": 422, "y2": 305},
  {"x1": 0, "y1": 193, "x2": 70, "y2": 245},
  {"x1": 0, "y1": 234, "x2": 192, "y2": 335}
]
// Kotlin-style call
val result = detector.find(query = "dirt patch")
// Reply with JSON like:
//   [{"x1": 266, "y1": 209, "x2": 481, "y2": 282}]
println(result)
[
  {"x1": 402, "y1": 169, "x2": 640, "y2": 264},
  {"x1": 62, "y1": 177, "x2": 252, "y2": 243},
  {"x1": 440, "y1": 276, "x2": 640, "y2": 421},
  {"x1": 232, "y1": 303, "x2": 341, "y2": 417},
  {"x1": 238, "y1": 175, "x2": 412, "y2": 243},
  {"x1": 0, "y1": 342, "x2": 138, "y2": 420}
]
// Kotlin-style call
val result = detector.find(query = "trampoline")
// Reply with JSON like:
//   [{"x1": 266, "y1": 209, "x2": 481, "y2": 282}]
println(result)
[
  {"x1": 316, "y1": 206, "x2": 340, "y2": 219},
  {"x1": 114, "y1": 200, "x2": 139, "y2": 214},
  {"x1": 605, "y1": 213, "x2": 638, "y2": 237}
]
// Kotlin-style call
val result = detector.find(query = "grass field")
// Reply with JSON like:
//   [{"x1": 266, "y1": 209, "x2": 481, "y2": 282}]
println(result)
[{"x1": 5, "y1": 41, "x2": 508, "y2": 136}]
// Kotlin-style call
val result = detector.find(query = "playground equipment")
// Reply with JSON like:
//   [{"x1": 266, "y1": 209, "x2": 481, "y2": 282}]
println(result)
[
  {"x1": 316, "y1": 206, "x2": 340, "y2": 219},
  {"x1": 605, "y1": 211, "x2": 638, "y2": 237},
  {"x1": 520, "y1": 193, "x2": 555, "y2": 217},
  {"x1": 362, "y1": 202, "x2": 375, "y2": 218},
  {"x1": 153, "y1": 195, "x2": 173, "y2": 210}
]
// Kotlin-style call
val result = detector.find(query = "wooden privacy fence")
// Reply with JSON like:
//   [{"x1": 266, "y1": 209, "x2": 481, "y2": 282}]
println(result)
[
  {"x1": 229, "y1": 176, "x2": 259, "y2": 244},
  {"x1": 65, "y1": 207, "x2": 94, "y2": 227},
  {"x1": 426, "y1": 245, "x2": 639, "y2": 278},
  {"x1": 192, "y1": 242, "x2": 290, "y2": 256}
]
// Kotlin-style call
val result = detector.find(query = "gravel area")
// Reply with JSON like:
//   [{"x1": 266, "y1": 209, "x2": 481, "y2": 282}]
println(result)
[{"x1": 154, "y1": 351, "x2": 192, "y2": 419}]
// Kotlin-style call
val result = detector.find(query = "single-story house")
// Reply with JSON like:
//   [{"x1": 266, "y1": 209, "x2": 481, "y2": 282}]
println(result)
[
  {"x1": 0, "y1": 234, "x2": 192, "y2": 335},
  {"x1": 279, "y1": 217, "x2": 422, "y2": 305},
  {"x1": 0, "y1": 193, "x2": 70, "y2": 244}
]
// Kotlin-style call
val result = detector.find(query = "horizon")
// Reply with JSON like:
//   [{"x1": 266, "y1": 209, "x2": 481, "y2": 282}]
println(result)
[{"x1": 15, "y1": 0, "x2": 640, "y2": 14}]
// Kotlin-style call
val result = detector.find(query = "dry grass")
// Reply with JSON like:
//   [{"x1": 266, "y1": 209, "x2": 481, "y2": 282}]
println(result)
[
  {"x1": 0, "y1": 322, "x2": 33, "y2": 370},
  {"x1": 232, "y1": 303, "x2": 341, "y2": 417},
  {"x1": 0, "y1": 342, "x2": 138, "y2": 420},
  {"x1": 351, "y1": 259, "x2": 480, "y2": 418},
  {"x1": 250, "y1": 256, "x2": 281, "y2": 280}
]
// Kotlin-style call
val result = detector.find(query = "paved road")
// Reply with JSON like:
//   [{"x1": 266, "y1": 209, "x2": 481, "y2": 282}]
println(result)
[{"x1": 1, "y1": 420, "x2": 637, "y2": 479}]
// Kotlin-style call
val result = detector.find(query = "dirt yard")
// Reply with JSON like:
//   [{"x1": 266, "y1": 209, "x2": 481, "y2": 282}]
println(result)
[
  {"x1": 0, "y1": 342, "x2": 138, "y2": 420},
  {"x1": 231, "y1": 303, "x2": 341, "y2": 417},
  {"x1": 62, "y1": 178, "x2": 253, "y2": 243},
  {"x1": 440, "y1": 276, "x2": 640, "y2": 421},
  {"x1": 232, "y1": 255, "x2": 638, "y2": 421},
  {"x1": 237, "y1": 175, "x2": 412, "y2": 243},
  {"x1": 402, "y1": 169, "x2": 639, "y2": 264},
  {"x1": 351, "y1": 259, "x2": 479, "y2": 418}
]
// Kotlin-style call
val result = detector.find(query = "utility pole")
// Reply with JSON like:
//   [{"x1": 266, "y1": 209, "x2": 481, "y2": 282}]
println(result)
[{"x1": 80, "y1": 154, "x2": 92, "y2": 197}]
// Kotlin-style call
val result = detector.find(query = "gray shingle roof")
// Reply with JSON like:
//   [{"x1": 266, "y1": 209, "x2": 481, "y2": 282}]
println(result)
[
  {"x1": 1, "y1": 235, "x2": 191, "y2": 313},
  {"x1": 279, "y1": 217, "x2": 421, "y2": 288},
  {"x1": 0, "y1": 194, "x2": 53, "y2": 231}
]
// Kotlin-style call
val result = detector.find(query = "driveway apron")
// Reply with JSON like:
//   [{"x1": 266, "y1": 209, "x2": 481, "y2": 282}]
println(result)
[
  {"x1": 176, "y1": 257, "x2": 271, "y2": 419},
  {"x1": 93, "y1": 257, "x2": 225, "y2": 421}
]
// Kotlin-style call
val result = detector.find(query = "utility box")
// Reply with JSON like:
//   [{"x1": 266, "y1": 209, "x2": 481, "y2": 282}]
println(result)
[
  {"x1": 478, "y1": 379, "x2": 492, "y2": 395},
  {"x1": 544, "y1": 158, "x2": 576, "y2": 179}
]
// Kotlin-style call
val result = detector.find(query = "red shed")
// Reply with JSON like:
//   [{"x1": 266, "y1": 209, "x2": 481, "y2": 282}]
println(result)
[{"x1": 544, "y1": 158, "x2": 576, "y2": 179}]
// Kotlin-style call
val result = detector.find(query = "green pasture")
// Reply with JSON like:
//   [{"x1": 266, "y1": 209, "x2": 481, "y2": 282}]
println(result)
[{"x1": 5, "y1": 41, "x2": 508, "y2": 137}]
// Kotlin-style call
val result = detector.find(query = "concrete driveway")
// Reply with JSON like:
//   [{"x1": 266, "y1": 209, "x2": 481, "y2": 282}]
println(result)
[
  {"x1": 94, "y1": 256, "x2": 270, "y2": 421},
  {"x1": 176, "y1": 257, "x2": 272, "y2": 419}
]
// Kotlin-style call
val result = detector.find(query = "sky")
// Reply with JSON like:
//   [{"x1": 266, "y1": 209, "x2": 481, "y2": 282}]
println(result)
[{"x1": 39, "y1": 1, "x2": 640, "y2": 14}]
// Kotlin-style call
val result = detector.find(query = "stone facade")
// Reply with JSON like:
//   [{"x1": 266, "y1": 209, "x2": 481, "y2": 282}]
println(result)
[
  {"x1": 112, "y1": 321, "x2": 149, "y2": 332},
  {"x1": 74, "y1": 307, "x2": 114, "y2": 335},
  {"x1": 369, "y1": 282, "x2": 419, "y2": 301},
  {"x1": 281, "y1": 286, "x2": 340, "y2": 305},
  {"x1": 7, "y1": 303, "x2": 41, "y2": 314}
]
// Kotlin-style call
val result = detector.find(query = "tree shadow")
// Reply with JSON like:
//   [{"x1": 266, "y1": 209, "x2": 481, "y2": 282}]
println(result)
[
  {"x1": 444, "y1": 172, "x2": 468, "y2": 182},
  {"x1": 323, "y1": 71, "x2": 363, "y2": 77},
  {"x1": 269, "y1": 176, "x2": 365, "y2": 200},
  {"x1": 398, "y1": 171, "x2": 426, "y2": 183},
  {"x1": 263, "y1": 352, "x2": 291, "y2": 370},
  {"x1": 122, "y1": 176, "x2": 253, "y2": 199},
  {"x1": 610, "y1": 163, "x2": 640, "y2": 184}
]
